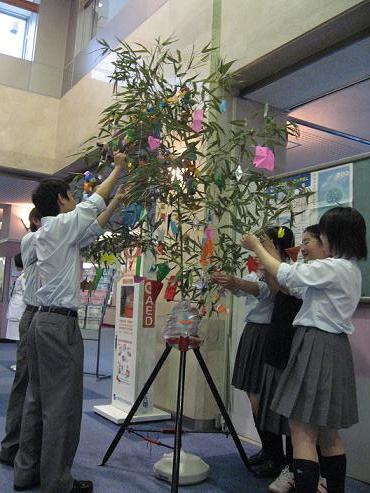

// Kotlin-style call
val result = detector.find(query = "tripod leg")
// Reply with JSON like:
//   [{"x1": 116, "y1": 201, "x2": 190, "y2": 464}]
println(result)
[
  {"x1": 100, "y1": 345, "x2": 172, "y2": 466},
  {"x1": 171, "y1": 350, "x2": 187, "y2": 493},
  {"x1": 193, "y1": 348, "x2": 250, "y2": 471}
]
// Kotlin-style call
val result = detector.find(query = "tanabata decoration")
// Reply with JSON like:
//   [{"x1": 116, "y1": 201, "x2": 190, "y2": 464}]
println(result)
[
  {"x1": 246, "y1": 256, "x2": 259, "y2": 273},
  {"x1": 162, "y1": 300, "x2": 201, "y2": 339},
  {"x1": 219, "y1": 100, "x2": 227, "y2": 113},
  {"x1": 134, "y1": 255, "x2": 145, "y2": 283},
  {"x1": 122, "y1": 203, "x2": 143, "y2": 229},
  {"x1": 199, "y1": 226, "x2": 214, "y2": 267},
  {"x1": 148, "y1": 136, "x2": 161, "y2": 151},
  {"x1": 92, "y1": 268, "x2": 104, "y2": 290},
  {"x1": 82, "y1": 170, "x2": 96, "y2": 200},
  {"x1": 191, "y1": 109, "x2": 204, "y2": 133},
  {"x1": 156, "y1": 263, "x2": 171, "y2": 282},
  {"x1": 164, "y1": 276, "x2": 178, "y2": 301},
  {"x1": 277, "y1": 226, "x2": 285, "y2": 238},
  {"x1": 253, "y1": 146, "x2": 275, "y2": 171},
  {"x1": 101, "y1": 252, "x2": 117, "y2": 266},
  {"x1": 285, "y1": 246, "x2": 301, "y2": 262}
]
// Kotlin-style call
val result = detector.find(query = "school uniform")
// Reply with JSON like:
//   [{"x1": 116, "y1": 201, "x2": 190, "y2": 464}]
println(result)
[
  {"x1": 14, "y1": 194, "x2": 106, "y2": 493},
  {"x1": 0, "y1": 232, "x2": 39, "y2": 465},
  {"x1": 257, "y1": 291, "x2": 302, "y2": 436},
  {"x1": 232, "y1": 273, "x2": 275, "y2": 394},
  {"x1": 271, "y1": 258, "x2": 360, "y2": 429}
]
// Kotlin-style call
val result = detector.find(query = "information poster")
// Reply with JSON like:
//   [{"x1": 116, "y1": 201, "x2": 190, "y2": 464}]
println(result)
[{"x1": 275, "y1": 163, "x2": 353, "y2": 244}]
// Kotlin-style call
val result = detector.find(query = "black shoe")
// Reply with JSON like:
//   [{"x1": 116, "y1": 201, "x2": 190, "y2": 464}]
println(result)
[
  {"x1": 248, "y1": 449, "x2": 270, "y2": 466},
  {"x1": 70, "y1": 480, "x2": 93, "y2": 493},
  {"x1": 252, "y1": 459, "x2": 282, "y2": 478},
  {"x1": 0, "y1": 456, "x2": 14, "y2": 467},
  {"x1": 14, "y1": 479, "x2": 40, "y2": 491}
]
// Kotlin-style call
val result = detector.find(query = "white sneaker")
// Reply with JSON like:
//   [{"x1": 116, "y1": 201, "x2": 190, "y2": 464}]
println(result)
[
  {"x1": 317, "y1": 476, "x2": 327, "y2": 493},
  {"x1": 268, "y1": 466, "x2": 295, "y2": 493}
]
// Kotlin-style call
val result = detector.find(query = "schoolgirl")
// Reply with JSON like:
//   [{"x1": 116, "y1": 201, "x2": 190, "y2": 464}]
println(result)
[
  {"x1": 212, "y1": 226, "x2": 294, "y2": 473},
  {"x1": 259, "y1": 225, "x2": 327, "y2": 493},
  {"x1": 241, "y1": 207, "x2": 367, "y2": 493}
]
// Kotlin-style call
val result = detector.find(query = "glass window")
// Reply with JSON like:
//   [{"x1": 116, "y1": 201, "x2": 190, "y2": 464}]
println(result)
[{"x1": 0, "y1": 1, "x2": 39, "y2": 61}]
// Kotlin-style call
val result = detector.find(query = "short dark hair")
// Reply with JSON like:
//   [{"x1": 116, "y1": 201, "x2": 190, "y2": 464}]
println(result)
[
  {"x1": 29, "y1": 208, "x2": 42, "y2": 232},
  {"x1": 319, "y1": 207, "x2": 367, "y2": 260},
  {"x1": 266, "y1": 226, "x2": 295, "y2": 261},
  {"x1": 32, "y1": 179, "x2": 70, "y2": 217},
  {"x1": 14, "y1": 253, "x2": 23, "y2": 269},
  {"x1": 303, "y1": 224, "x2": 321, "y2": 242}
]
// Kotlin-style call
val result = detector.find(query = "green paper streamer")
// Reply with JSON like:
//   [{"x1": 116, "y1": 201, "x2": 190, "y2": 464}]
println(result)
[{"x1": 156, "y1": 263, "x2": 170, "y2": 282}]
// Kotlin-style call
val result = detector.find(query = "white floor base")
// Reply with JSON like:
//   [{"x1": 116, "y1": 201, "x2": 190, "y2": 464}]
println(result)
[{"x1": 94, "y1": 404, "x2": 171, "y2": 424}]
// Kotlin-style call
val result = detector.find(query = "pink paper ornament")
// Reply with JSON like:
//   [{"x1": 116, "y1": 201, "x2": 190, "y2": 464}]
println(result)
[
  {"x1": 253, "y1": 146, "x2": 275, "y2": 171},
  {"x1": 191, "y1": 109, "x2": 204, "y2": 133},
  {"x1": 148, "y1": 136, "x2": 161, "y2": 151}
]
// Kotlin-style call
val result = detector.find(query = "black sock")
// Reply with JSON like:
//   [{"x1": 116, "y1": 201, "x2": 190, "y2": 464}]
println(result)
[
  {"x1": 293, "y1": 459, "x2": 320, "y2": 493},
  {"x1": 320, "y1": 454, "x2": 346, "y2": 493},
  {"x1": 316, "y1": 445, "x2": 325, "y2": 477},
  {"x1": 252, "y1": 414, "x2": 284, "y2": 466},
  {"x1": 286, "y1": 436, "x2": 293, "y2": 471}
]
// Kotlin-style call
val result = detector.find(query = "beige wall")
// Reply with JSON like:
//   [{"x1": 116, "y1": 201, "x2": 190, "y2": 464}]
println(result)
[
  {"x1": 221, "y1": 0, "x2": 365, "y2": 71},
  {"x1": 0, "y1": 85, "x2": 59, "y2": 174}
]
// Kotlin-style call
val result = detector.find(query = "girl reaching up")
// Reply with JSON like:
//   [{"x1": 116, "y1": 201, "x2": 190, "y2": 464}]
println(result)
[{"x1": 241, "y1": 207, "x2": 367, "y2": 493}]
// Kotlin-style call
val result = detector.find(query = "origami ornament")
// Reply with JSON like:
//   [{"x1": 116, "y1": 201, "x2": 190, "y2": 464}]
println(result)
[
  {"x1": 253, "y1": 146, "x2": 275, "y2": 171},
  {"x1": 101, "y1": 252, "x2": 117, "y2": 266},
  {"x1": 122, "y1": 203, "x2": 142, "y2": 228},
  {"x1": 278, "y1": 226, "x2": 285, "y2": 238},
  {"x1": 164, "y1": 276, "x2": 178, "y2": 301},
  {"x1": 148, "y1": 136, "x2": 161, "y2": 151},
  {"x1": 156, "y1": 263, "x2": 170, "y2": 282},
  {"x1": 92, "y1": 268, "x2": 104, "y2": 290},
  {"x1": 246, "y1": 256, "x2": 259, "y2": 273},
  {"x1": 191, "y1": 109, "x2": 204, "y2": 133},
  {"x1": 219, "y1": 99, "x2": 227, "y2": 113},
  {"x1": 157, "y1": 243, "x2": 164, "y2": 255},
  {"x1": 200, "y1": 227, "x2": 214, "y2": 267},
  {"x1": 285, "y1": 246, "x2": 301, "y2": 262}
]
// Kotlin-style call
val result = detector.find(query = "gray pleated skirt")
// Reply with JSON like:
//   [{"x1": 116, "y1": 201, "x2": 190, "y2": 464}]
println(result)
[
  {"x1": 271, "y1": 326, "x2": 358, "y2": 429},
  {"x1": 257, "y1": 363, "x2": 290, "y2": 435},
  {"x1": 232, "y1": 322, "x2": 270, "y2": 394}
]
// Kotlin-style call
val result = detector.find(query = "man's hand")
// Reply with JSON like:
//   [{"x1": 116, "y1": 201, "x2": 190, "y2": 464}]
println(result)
[{"x1": 113, "y1": 152, "x2": 128, "y2": 168}]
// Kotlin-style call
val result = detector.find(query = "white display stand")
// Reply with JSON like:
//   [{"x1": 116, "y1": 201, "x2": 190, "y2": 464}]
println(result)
[{"x1": 94, "y1": 252, "x2": 171, "y2": 424}]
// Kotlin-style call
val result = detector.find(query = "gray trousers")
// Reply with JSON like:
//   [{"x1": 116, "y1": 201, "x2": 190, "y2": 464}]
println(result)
[
  {"x1": 14, "y1": 311, "x2": 84, "y2": 493},
  {"x1": 0, "y1": 310, "x2": 34, "y2": 462}
]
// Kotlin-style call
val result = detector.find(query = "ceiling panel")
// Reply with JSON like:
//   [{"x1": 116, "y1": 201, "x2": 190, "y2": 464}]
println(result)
[{"x1": 0, "y1": 174, "x2": 38, "y2": 205}]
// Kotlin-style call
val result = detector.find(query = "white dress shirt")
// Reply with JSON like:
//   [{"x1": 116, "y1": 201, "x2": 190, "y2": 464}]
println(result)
[
  {"x1": 277, "y1": 257, "x2": 361, "y2": 334},
  {"x1": 234, "y1": 272, "x2": 275, "y2": 324},
  {"x1": 35, "y1": 193, "x2": 106, "y2": 310},
  {"x1": 21, "y1": 232, "x2": 40, "y2": 307}
]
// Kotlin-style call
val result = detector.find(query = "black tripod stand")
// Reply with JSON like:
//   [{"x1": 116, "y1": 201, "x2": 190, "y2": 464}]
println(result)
[{"x1": 100, "y1": 336, "x2": 250, "y2": 492}]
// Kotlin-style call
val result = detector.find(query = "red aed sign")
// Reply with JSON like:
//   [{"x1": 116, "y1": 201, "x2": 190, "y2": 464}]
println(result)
[{"x1": 143, "y1": 280, "x2": 156, "y2": 328}]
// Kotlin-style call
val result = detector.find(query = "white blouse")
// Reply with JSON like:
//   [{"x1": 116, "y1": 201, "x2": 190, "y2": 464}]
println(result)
[
  {"x1": 234, "y1": 272, "x2": 274, "y2": 325},
  {"x1": 277, "y1": 257, "x2": 361, "y2": 334}
]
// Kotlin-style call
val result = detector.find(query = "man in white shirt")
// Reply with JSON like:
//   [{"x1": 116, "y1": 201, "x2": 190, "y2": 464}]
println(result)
[
  {"x1": 14, "y1": 155, "x2": 127, "y2": 493},
  {"x1": 0, "y1": 210, "x2": 41, "y2": 467}
]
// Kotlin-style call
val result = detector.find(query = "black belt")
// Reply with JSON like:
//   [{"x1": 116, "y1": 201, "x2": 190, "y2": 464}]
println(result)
[
  {"x1": 39, "y1": 306, "x2": 78, "y2": 318},
  {"x1": 26, "y1": 304, "x2": 39, "y2": 313}
]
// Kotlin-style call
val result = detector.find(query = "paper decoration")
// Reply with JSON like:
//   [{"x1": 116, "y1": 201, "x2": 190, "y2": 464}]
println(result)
[
  {"x1": 101, "y1": 253, "x2": 117, "y2": 266},
  {"x1": 148, "y1": 136, "x2": 161, "y2": 151},
  {"x1": 253, "y1": 146, "x2": 275, "y2": 171},
  {"x1": 285, "y1": 246, "x2": 301, "y2": 262},
  {"x1": 219, "y1": 99, "x2": 227, "y2": 113},
  {"x1": 164, "y1": 276, "x2": 178, "y2": 301},
  {"x1": 200, "y1": 227, "x2": 214, "y2": 267},
  {"x1": 191, "y1": 109, "x2": 204, "y2": 133},
  {"x1": 92, "y1": 268, "x2": 104, "y2": 290},
  {"x1": 156, "y1": 263, "x2": 170, "y2": 282},
  {"x1": 122, "y1": 203, "x2": 142, "y2": 228},
  {"x1": 246, "y1": 256, "x2": 259, "y2": 273},
  {"x1": 278, "y1": 226, "x2": 285, "y2": 238}
]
